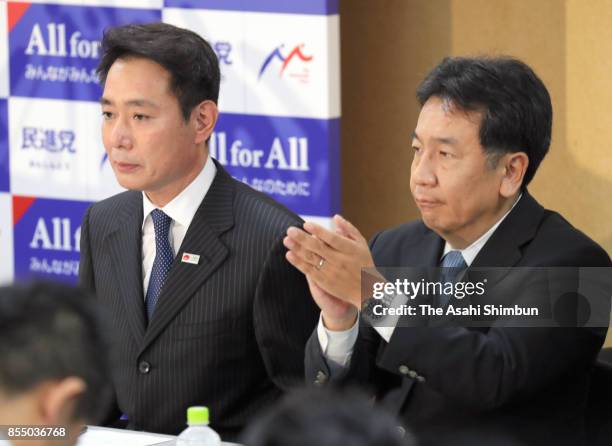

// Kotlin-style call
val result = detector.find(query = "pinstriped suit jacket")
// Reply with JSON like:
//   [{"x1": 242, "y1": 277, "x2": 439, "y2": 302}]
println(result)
[{"x1": 79, "y1": 160, "x2": 319, "y2": 440}]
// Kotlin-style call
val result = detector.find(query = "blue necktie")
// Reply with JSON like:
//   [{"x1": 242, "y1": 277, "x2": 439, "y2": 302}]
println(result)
[
  {"x1": 145, "y1": 209, "x2": 174, "y2": 321},
  {"x1": 438, "y1": 250, "x2": 467, "y2": 307}
]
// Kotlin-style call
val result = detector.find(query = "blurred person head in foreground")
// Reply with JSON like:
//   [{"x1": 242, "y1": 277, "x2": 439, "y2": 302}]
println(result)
[
  {"x1": 242, "y1": 388, "x2": 416, "y2": 446},
  {"x1": 0, "y1": 282, "x2": 112, "y2": 446}
]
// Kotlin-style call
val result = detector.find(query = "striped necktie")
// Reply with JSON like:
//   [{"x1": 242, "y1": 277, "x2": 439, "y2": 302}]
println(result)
[
  {"x1": 437, "y1": 250, "x2": 467, "y2": 307},
  {"x1": 145, "y1": 209, "x2": 174, "y2": 321}
]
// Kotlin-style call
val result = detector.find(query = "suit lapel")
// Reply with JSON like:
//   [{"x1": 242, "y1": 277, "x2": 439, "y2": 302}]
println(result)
[
  {"x1": 447, "y1": 191, "x2": 546, "y2": 324},
  {"x1": 471, "y1": 190, "x2": 544, "y2": 269},
  {"x1": 140, "y1": 162, "x2": 235, "y2": 353},
  {"x1": 418, "y1": 229, "x2": 445, "y2": 267},
  {"x1": 431, "y1": 191, "x2": 545, "y2": 325},
  {"x1": 105, "y1": 192, "x2": 147, "y2": 343},
  {"x1": 401, "y1": 223, "x2": 445, "y2": 267},
  {"x1": 396, "y1": 224, "x2": 444, "y2": 290}
]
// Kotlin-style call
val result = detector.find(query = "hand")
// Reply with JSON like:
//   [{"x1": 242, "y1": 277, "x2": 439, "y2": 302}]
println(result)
[
  {"x1": 284, "y1": 214, "x2": 376, "y2": 309},
  {"x1": 306, "y1": 275, "x2": 358, "y2": 331}
]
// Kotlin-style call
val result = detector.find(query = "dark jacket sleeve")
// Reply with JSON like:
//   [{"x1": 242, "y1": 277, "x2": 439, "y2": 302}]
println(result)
[
  {"x1": 78, "y1": 204, "x2": 123, "y2": 426},
  {"x1": 78, "y1": 205, "x2": 95, "y2": 292},
  {"x1": 304, "y1": 230, "x2": 400, "y2": 395},
  {"x1": 254, "y1": 235, "x2": 320, "y2": 389}
]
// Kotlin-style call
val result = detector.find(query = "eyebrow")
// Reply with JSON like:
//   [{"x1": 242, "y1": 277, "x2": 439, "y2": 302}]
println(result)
[
  {"x1": 411, "y1": 131, "x2": 458, "y2": 146},
  {"x1": 100, "y1": 97, "x2": 160, "y2": 108}
]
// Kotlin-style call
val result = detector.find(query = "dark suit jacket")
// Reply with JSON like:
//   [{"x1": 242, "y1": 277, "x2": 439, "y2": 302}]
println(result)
[
  {"x1": 306, "y1": 191, "x2": 611, "y2": 446},
  {"x1": 80, "y1": 160, "x2": 319, "y2": 440}
]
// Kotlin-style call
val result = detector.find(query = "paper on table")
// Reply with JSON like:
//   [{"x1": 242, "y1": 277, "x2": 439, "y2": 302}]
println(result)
[{"x1": 76, "y1": 426, "x2": 175, "y2": 446}]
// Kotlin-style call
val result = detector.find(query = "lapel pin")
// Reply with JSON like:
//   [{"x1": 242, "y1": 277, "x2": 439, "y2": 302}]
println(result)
[{"x1": 181, "y1": 252, "x2": 200, "y2": 265}]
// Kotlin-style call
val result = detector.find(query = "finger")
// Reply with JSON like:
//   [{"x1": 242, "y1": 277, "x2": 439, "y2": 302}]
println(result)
[
  {"x1": 334, "y1": 220, "x2": 355, "y2": 241},
  {"x1": 283, "y1": 236, "x2": 324, "y2": 269},
  {"x1": 306, "y1": 275, "x2": 330, "y2": 298},
  {"x1": 286, "y1": 226, "x2": 338, "y2": 262},
  {"x1": 285, "y1": 250, "x2": 315, "y2": 276},
  {"x1": 302, "y1": 221, "x2": 354, "y2": 253},
  {"x1": 333, "y1": 214, "x2": 366, "y2": 243},
  {"x1": 286, "y1": 251, "x2": 328, "y2": 285}
]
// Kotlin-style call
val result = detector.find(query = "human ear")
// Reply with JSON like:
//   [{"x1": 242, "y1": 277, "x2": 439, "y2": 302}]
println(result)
[
  {"x1": 500, "y1": 152, "x2": 529, "y2": 197},
  {"x1": 39, "y1": 377, "x2": 86, "y2": 426},
  {"x1": 192, "y1": 100, "x2": 218, "y2": 145}
]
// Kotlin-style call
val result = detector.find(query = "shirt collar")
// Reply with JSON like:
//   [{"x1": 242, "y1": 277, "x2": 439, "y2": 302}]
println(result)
[
  {"x1": 443, "y1": 194, "x2": 522, "y2": 266},
  {"x1": 142, "y1": 155, "x2": 217, "y2": 229}
]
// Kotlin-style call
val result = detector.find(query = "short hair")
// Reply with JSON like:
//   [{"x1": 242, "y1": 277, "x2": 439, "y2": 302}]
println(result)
[
  {"x1": 97, "y1": 22, "x2": 220, "y2": 121},
  {"x1": 241, "y1": 388, "x2": 415, "y2": 446},
  {"x1": 416, "y1": 56, "x2": 553, "y2": 187},
  {"x1": 0, "y1": 282, "x2": 112, "y2": 423}
]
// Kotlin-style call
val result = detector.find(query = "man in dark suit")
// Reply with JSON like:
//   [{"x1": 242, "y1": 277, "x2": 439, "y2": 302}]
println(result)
[
  {"x1": 284, "y1": 57, "x2": 611, "y2": 445},
  {"x1": 79, "y1": 23, "x2": 318, "y2": 441}
]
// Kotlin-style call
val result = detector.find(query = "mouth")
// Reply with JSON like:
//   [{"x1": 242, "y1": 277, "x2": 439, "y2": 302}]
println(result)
[
  {"x1": 113, "y1": 161, "x2": 140, "y2": 173},
  {"x1": 415, "y1": 198, "x2": 442, "y2": 209}
]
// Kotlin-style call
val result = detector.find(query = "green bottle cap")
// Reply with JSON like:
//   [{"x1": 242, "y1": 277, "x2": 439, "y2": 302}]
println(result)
[{"x1": 187, "y1": 406, "x2": 209, "y2": 425}]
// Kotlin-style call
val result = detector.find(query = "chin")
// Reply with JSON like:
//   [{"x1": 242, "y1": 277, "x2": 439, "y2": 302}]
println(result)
[
  {"x1": 421, "y1": 213, "x2": 446, "y2": 233},
  {"x1": 114, "y1": 176, "x2": 146, "y2": 192},
  {"x1": 420, "y1": 214, "x2": 435, "y2": 229}
]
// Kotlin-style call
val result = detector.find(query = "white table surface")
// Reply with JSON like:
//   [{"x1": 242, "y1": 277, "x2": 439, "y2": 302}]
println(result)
[{"x1": 77, "y1": 425, "x2": 240, "y2": 446}]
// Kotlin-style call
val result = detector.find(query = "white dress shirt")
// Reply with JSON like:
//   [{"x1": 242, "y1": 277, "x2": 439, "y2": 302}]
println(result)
[
  {"x1": 141, "y1": 155, "x2": 216, "y2": 297},
  {"x1": 319, "y1": 194, "x2": 523, "y2": 368}
]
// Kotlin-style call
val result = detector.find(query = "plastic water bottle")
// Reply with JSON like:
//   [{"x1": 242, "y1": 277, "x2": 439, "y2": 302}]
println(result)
[{"x1": 176, "y1": 406, "x2": 221, "y2": 446}]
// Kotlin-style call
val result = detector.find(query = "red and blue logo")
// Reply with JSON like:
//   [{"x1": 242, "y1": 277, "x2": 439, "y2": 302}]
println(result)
[
  {"x1": 8, "y1": 2, "x2": 160, "y2": 101},
  {"x1": 258, "y1": 44, "x2": 313, "y2": 82},
  {"x1": 12, "y1": 196, "x2": 91, "y2": 284}
]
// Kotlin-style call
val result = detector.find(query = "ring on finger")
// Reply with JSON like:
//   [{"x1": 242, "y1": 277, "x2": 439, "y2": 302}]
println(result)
[{"x1": 315, "y1": 257, "x2": 326, "y2": 270}]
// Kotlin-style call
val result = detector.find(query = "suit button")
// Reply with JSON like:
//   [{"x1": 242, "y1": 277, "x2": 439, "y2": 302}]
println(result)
[
  {"x1": 408, "y1": 370, "x2": 417, "y2": 379},
  {"x1": 416, "y1": 375, "x2": 426, "y2": 383},
  {"x1": 314, "y1": 370, "x2": 328, "y2": 385},
  {"x1": 397, "y1": 426, "x2": 406, "y2": 437},
  {"x1": 398, "y1": 365, "x2": 410, "y2": 375},
  {"x1": 138, "y1": 361, "x2": 151, "y2": 374}
]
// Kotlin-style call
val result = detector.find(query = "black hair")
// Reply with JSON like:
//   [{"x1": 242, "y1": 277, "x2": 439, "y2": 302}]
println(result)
[
  {"x1": 416, "y1": 56, "x2": 552, "y2": 187},
  {"x1": 97, "y1": 22, "x2": 220, "y2": 121},
  {"x1": 0, "y1": 282, "x2": 112, "y2": 423},
  {"x1": 242, "y1": 388, "x2": 415, "y2": 446}
]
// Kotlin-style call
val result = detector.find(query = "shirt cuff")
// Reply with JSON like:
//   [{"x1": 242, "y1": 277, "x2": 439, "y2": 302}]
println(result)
[
  {"x1": 372, "y1": 292, "x2": 408, "y2": 343},
  {"x1": 317, "y1": 313, "x2": 359, "y2": 368}
]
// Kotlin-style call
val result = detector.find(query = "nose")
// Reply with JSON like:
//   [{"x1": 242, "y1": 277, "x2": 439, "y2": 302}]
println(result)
[
  {"x1": 107, "y1": 117, "x2": 133, "y2": 151},
  {"x1": 411, "y1": 149, "x2": 437, "y2": 187}
]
